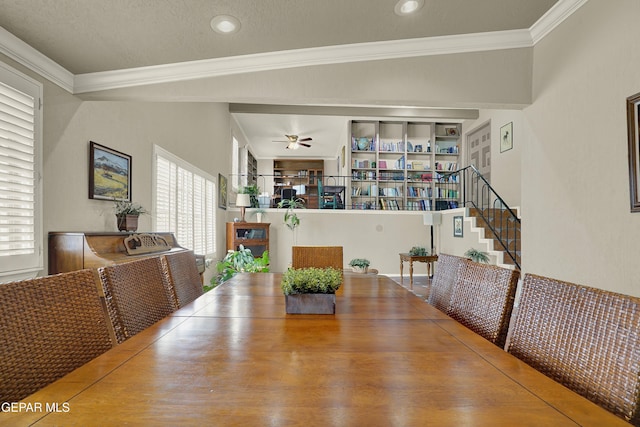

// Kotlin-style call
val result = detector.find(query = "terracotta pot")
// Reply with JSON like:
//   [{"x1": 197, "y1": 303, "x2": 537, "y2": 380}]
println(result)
[{"x1": 116, "y1": 214, "x2": 139, "y2": 232}]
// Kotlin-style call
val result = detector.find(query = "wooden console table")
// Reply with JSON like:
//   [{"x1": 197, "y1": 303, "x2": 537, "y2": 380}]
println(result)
[{"x1": 399, "y1": 253, "x2": 438, "y2": 287}]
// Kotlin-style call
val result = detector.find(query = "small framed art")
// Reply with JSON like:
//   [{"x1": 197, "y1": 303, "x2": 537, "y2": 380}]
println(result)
[
  {"x1": 453, "y1": 216, "x2": 463, "y2": 237},
  {"x1": 89, "y1": 141, "x2": 131, "y2": 201},
  {"x1": 500, "y1": 122, "x2": 513, "y2": 153}
]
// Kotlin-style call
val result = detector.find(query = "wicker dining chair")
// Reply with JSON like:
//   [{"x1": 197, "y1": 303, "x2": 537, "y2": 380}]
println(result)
[
  {"x1": 506, "y1": 274, "x2": 640, "y2": 425},
  {"x1": 445, "y1": 261, "x2": 519, "y2": 348},
  {"x1": 292, "y1": 246, "x2": 343, "y2": 271},
  {"x1": 426, "y1": 253, "x2": 468, "y2": 313},
  {"x1": 98, "y1": 257, "x2": 178, "y2": 344},
  {"x1": 0, "y1": 269, "x2": 114, "y2": 404},
  {"x1": 161, "y1": 250, "x2": 203, "y2": 308}
]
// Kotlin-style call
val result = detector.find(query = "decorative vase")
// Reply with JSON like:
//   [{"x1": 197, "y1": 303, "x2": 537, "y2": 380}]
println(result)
[
  {"x1": 285, "y1": 294, "x2": 336, "y2": 314},
  {"x1": 357, "y1": 137, "x2": 369, "y2": 150},
  {"x1": 351, "y1": 266, "x2": 368, "y2": 274},
  {"x1": 116, "y1": 214, "x2": 139, "y2": 232}
]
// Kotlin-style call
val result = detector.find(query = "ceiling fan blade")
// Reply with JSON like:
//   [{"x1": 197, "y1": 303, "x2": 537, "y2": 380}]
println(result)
[
  {"x1": 299, "y1": 142, "x2": 312, "y2": 147},
  {"x1": 298, "y1": 137, "x2": 312, "y2": 142}
]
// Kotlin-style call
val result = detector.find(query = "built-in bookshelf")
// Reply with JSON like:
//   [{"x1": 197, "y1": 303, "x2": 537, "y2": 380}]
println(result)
[
  {"x1": 273, "y1": 159, "x2": 323, "y2": 208},
  {"x1": 350, "y1": 120, "x2": 461, "y2": 211},
  {"x1": 247, "y1": 150, "x2": 257, "y2": 184}
]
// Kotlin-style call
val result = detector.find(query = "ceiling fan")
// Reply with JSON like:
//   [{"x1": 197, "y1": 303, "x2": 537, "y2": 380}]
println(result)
[{"x1": 273, "y1": 134, "x2": 313, "y2": 149}]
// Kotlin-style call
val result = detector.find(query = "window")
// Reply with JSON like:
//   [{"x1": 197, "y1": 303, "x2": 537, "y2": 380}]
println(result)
[
  {"x1": 0, "y1": 62, "x2": 43, "y2": 280},
  {"x1": 153, "y1": 146, "x2": 216, "y2": 255},
  {"x1": 231, "y1": 136, "x2": 249, "y2": 191},
  {"x1": 231, "y1": 136, "x2": 239, "y2": 191}
]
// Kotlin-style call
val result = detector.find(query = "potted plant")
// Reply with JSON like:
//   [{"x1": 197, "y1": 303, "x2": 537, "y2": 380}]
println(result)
[
  {"x1": 348, "y1": 258, "x2": 370, "y2": 273},
  {"x1": 250, "y1": 208, "x2": 266, "y2": 223},
  {"x1": 464, "y1": 248, "x2": 490, "y2": 263},
  {"x1": 409, "y1": 246, "x2": 428, "y2": 256},
  {"x1": 281, "y1": 267, "x2": 343, "y2": 314},
  {"x1": 114, "y1": 201, "x2": 148, "y2": 232},
  {"x1": 206, "y1": 245, "x2": 269, "y2": 291},
  {"x1": 277, "y1": 197, "x2": 305, "y2": 245}
]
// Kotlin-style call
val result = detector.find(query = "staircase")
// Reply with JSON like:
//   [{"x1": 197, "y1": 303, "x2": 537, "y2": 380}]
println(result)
[
  {"x1": 468, "y1": 208, "x2": 521, "y2": 268},
  {"x1": 453, "y1": 165, "x2": 522, "y2": 270}
]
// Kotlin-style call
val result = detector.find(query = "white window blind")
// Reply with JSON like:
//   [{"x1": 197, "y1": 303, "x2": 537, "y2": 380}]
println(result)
[
  {"x1": 0, "y1": 63, "x2": 42, "y2": 278},
  {"x1": 154, "y1": 146, "x2": 216, "y2": 255}
]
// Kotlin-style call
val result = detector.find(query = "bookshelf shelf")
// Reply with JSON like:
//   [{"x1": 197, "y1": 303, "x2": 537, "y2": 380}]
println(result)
[{"x1": 349, "y1": 120, "x2": 461, "y2": 211}]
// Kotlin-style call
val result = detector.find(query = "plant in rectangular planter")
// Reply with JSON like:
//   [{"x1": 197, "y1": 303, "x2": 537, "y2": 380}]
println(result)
[{"x1": 281, "y1": 267, "x2": 342, "y2": 314}]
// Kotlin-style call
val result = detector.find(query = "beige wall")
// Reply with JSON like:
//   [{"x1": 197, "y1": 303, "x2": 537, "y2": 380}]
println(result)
[
  {"x1": 462, "y1": 110, "x2": 524, "y2": 208},
  {"x1": 43, "y1": 99, "x2": 231, "y2": 283},
  {"x1": 523, "y1": 0, "x2": 640, "y2": 296},
  {"x1": 79, "y1": 49, "x2": 533, "y2": 109},
  {"x1": 239, "y1": 209, "x2": 431, "y2": 275}
]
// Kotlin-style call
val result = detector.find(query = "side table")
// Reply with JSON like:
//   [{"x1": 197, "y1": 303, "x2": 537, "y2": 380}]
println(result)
[{"x1": 399, "y1": 253, "x2": 438, "y2": 288}]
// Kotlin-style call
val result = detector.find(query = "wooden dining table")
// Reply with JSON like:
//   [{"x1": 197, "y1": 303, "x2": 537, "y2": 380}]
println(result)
[{"x1": 2, "y1": 273, "x2": 629, "y2": 426}]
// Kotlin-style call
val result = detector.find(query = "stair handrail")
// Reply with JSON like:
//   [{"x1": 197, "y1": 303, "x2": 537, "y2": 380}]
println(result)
[{"x1": 451, "y1": 165, "x2": 521, "y2": 269}]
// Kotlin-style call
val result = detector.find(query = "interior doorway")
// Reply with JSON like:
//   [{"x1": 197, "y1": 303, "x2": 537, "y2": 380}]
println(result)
[{"x1": 466, "y1": 121, "x2": 491, "y2": 181}]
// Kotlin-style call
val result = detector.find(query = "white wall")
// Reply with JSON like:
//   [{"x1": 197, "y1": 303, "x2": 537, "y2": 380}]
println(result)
[
  {"x1": 523, "y1": 0, "x2": 640, "y2": 296},
  {"x1": 238, "y1": 209, "x2": 432, "y2": 275},
  {"x1": 462, "y1": 110, "x2": 524, "y2": 208}
]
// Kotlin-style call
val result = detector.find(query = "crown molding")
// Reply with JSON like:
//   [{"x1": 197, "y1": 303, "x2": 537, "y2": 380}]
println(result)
[
  {"x1": 0, "y1": 0, "x2": 588, "y2": 94},
  {"x1": 530, "y1": 0, "x2": 589, "y2": 44},
  {"x1": 0, "y1": 26, "x2": 74, "y2": 92},
  {"x1": 73, "y1": 29, "x2": 532, "y2": 93}
]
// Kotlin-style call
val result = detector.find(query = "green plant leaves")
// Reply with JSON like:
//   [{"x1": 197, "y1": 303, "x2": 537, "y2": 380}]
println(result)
[{"x1": 281, "y1": 267, "x2": 343, "y2": 295}]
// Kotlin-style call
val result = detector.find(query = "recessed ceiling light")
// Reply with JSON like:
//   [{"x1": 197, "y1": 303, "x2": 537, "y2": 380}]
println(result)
[
  {"x1": 210, "y1": 15, "x2": 241, "y2": 34},
  {"x1": 394, "y1": 0, "x2": 424, "y2": 16}
]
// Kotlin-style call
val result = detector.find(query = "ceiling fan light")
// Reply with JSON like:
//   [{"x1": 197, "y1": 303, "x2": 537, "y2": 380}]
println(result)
[
  {"x1": 394, "y1": 0, "x2": 424, "y2": 16},
  {"x1": 210, "y1": 15, "x2": 241, "y2": 34}
]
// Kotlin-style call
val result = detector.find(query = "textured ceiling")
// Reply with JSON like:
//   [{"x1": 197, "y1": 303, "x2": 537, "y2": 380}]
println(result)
[
  {"x1": 0, "y1": 0, "x2": 558, "y2": 74},
  {"x1": 0, "y1": 0, "x2": 560, "y2": 158}
]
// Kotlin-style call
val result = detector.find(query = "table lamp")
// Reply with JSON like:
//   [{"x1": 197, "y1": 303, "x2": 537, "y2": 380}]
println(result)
[
  {"x1": 236, "y1": 193, "x2": 251, "y2": 222},
  {"x1": 423, "y1": 212, "x2": 441, "y2": 255}
]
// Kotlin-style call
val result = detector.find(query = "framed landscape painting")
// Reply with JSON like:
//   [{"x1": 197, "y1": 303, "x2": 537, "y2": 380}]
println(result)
[
  {"x1": 89, "y1": 141, "x2": 132, "y2": 201},
  {"x1": 218, "y1": 173, "x2": 227, "y2": 209}
]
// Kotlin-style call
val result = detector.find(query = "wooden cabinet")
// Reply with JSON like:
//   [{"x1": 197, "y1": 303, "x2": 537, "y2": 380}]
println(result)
[
  {"x1": 273, "y1": 159, "x2": 323, "y2": 208},
  {"x1": 349, "y1": 120, "x2": 461, "y2": 211},
  {"x1": 226, "y1": 222, "x2": 270, "y2": 257}
]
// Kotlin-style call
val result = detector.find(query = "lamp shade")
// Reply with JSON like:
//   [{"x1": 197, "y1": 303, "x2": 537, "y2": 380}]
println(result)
[
  {"x1": 423, "y1": 212, "x2": 442, "y2": 226},
  {"x1": 236, "y1": 193, "x2": 251, "y2": 207}
]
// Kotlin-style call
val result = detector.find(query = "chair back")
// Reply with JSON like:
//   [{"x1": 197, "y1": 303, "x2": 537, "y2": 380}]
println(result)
[
  {"x1": 292, "y1": 246, "x2": 343, "y2": 271},
  {"x1": 446, "y1": 261, "x2": 519, "y2": 347},
  {"x1": 162, "y1": 250, "x2": 203, "y2": 308},
  {"x1": 98, "y1": 257, "x2": 178, "y2": 343},
  {"x1": 281, "y1": 188, "x2": 297, "y2": 200},
  {"x1": 0, "y1": 269, "x2": 113, "y2": 404},
  {"x1": 427, "y1": 253, "x2": 467, "y2": 312},
  {"x1": 507, "y1": 273, "x2": 640, "y2": 425}
]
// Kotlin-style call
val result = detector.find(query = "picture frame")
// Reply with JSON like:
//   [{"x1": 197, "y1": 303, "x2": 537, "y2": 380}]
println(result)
[
  {"x1": 500, "y1": 122, "x2": 513, "y2": 153},
  {"x1": 453, "y1": 216, "x2": 463, "y2": 237},
  {"x1": 445, "y1": 126, "x2": 458, "y2": 136},
  {"x1": 627, "y1": 92, "x2": 640, "y2": 212},
  {"x1": 89, "y1": 141, "x2": 131, "y2": 201},
  {"x1": 218, "y1": 173, "x2": 227, "y2": 210}
]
